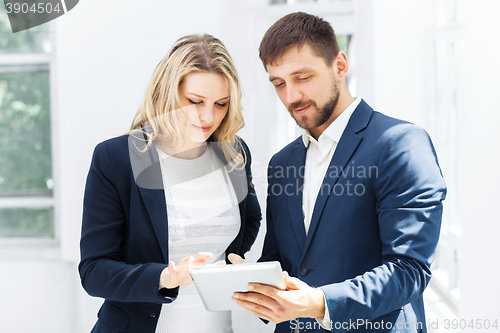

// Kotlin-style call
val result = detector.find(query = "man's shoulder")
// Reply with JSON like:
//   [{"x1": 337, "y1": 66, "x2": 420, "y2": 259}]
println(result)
[
  {"x1": 368, "y1": 109, "x2": 412, "y2": 129},
  {"x1": 267, "y1": 136, "x2": 305, "y2": 168},
  {"x1": 368, "y1": 111, "x2": 430, "y2": 142}
]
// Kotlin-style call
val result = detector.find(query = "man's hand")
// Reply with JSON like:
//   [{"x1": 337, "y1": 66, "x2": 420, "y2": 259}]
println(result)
[
  {"x1": 232, "y1": 271, "x2": 325, "y2": 323},
  {"x1": 159, "y1": 252, "x2": 213, "y2": 289}
]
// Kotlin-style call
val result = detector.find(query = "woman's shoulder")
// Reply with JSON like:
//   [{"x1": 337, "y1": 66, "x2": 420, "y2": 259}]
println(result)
[
  {"x1": 95, "y1": 135, "x2": 130, "y2": 150},
  {"x1": 91, "y1": 135, "x2": 133, "y2": 167},
  {"x1": 234, "y1": 135, "x2": 249, "y2": 152}
]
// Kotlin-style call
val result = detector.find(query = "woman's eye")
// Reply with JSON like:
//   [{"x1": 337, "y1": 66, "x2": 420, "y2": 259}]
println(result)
[
  {"x1": 216, "y1": 102, "x2": 227, "y2": 107},
  {"x1": 188, "y1": 99, "x2": 201, "y2": 105}
]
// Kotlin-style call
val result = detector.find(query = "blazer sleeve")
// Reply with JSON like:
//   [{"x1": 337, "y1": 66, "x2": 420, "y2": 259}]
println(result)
[
  {"x1": 320, "y1": 125, "x2": 447, "y2": 326},
  {"x1": 78, "y1": 142, "x2": 178, "y2": 303},
  {"x1": 259, "y1": 154, "x2": 282, "y2": 263},
  {"x1": 237, "y1": 138, "x2": 262, "y2": 256}
]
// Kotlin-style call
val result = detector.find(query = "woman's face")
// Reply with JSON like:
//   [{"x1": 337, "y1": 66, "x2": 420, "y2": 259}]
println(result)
[{"x1": 178, "y1": 72, "x2": 230, "y2": 143}]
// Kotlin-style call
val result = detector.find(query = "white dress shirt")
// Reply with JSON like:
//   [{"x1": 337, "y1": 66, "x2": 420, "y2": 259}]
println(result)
[
  {"x1": 302, "y1": 97, "x2": 361, "y2": 234},
  {"x1": 301, "y1": 97, "x2": 361, "y2": 330}
]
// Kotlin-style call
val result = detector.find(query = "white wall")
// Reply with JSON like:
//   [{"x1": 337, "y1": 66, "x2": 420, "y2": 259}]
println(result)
[
  {"x1": 371, "y1": 0, "x2": 427, "y2": 126},
  {"x1": 459, "y1": 0, "x2": 500, "y2": 321},
  {"x1": 371, "y1": 0, "x2": 500, "y2": 325}
]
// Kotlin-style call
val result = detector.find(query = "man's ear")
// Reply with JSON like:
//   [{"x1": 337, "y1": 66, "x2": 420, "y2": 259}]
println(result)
[{"x1": 333, "y1": 50, "x2": 349, "y2": 82}]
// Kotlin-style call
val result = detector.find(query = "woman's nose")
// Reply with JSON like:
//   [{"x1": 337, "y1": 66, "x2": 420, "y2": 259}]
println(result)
[{"x1": 197, "y1": 105, "x2": 214, "y2": 124}]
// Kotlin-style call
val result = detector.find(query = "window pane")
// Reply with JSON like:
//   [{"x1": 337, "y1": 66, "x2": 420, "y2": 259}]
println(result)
[
  {"x1": 337, "y1": 35, "x2": 352, "y2": 57},
  {"x1": 0, "y1": 69, "x2": 52, "y2": 196},
  {"x1": 0, "y1": 6, "x2": 52, "y2": 53},
  {"x1": 0, "y1": 207, "x2": 52, "y2": 237}
]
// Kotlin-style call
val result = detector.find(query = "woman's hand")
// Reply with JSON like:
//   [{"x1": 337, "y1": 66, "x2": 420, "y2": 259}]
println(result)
[
  {"x1": 227, "y1": 253, "x2": 250, "y2": 264},
  {"x1": 159, "y1": 252, "x2": 213, "y2": 289}
]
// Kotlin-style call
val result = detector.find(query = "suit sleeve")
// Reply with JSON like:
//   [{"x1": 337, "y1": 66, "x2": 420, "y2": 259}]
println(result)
[
  {"x1": 320, "y1": 125, "x2": 446, "y2": 326},
  {"x1": 78, "y1": 142, "x2": 178, "y2": 303}
]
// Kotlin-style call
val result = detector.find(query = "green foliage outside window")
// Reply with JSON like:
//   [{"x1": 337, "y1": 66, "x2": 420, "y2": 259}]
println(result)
[
  {"x1": 0, "y1": 70, "x2": 52, "y2": 197},
  {"x1": 0, "y1": 5, "x2": 53, "y2": 237}
]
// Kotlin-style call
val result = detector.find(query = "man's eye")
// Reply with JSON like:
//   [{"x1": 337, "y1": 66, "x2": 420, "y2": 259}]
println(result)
[
  {"x1": 274, "y1": 82, "x2": 284, "y2": 87},
  {"x1": 298, "y1": 76, "x2": 310, "y2": 81},
  {"x1": 188, "y1": 99, "x2": 201, "y2": 105}
]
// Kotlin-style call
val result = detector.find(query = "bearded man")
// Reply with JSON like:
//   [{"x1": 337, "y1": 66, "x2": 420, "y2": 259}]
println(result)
[{"x1": 231, "y1": 12, "x2": 446, "y2": 333}]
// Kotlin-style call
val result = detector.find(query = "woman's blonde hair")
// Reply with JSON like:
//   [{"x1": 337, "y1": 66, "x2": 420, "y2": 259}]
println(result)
[{"x1": 129, "y1": 34, "x2": 245, "y2": 168}]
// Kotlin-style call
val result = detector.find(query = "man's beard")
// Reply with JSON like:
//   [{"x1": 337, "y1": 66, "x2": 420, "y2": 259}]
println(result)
[{"x1": 288, "y1": 81, "x2": 339, "y2": 131}]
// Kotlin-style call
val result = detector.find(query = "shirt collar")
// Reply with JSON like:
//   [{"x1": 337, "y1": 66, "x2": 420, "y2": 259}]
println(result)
[{"x1": 302, "y1": 97, "x2": 361, "y2": 148}]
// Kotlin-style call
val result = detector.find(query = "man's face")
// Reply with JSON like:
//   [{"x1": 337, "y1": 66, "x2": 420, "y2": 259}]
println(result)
[{"x1": 267, "y1": 44, "x2": 339, "y2": 135}]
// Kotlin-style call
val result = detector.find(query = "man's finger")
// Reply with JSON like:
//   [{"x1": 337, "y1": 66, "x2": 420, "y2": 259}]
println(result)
[
  {"x1": 232, "y1": 293, "x2": 285, "y2": 323},
  {"x1": 232, "y1": 297, "x2": 273, "y2": 321},
  {"x1": 247, "y1": 283, "x2": 281, "y2": 297},
  {"x1": 228, "y1": 253, "x2": 249, "y2": 264}
]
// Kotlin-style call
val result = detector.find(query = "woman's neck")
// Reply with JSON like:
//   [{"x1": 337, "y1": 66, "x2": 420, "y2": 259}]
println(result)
[{"x1": 157, "y1": 140, "x2": 208, "y2": 160}]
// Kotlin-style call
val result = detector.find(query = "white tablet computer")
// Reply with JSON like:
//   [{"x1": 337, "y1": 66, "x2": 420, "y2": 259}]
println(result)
[{"x1": 189, "y1": 261, "x2": 286, "y2": 311}]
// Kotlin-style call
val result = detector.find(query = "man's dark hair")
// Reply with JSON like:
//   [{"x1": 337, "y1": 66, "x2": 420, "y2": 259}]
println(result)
[{"x1": 259, "y1": 12, "x2": 339, "y2": 70}]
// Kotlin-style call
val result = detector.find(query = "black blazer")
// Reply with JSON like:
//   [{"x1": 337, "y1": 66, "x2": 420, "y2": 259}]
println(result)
[{"x1": 79, "y1": 134, "x2": 261, "y2": 333}]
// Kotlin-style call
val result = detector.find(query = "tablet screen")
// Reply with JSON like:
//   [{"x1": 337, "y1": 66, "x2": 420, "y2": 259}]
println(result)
[{"x1": 189, "y1": 261, "x2": 286, "y2": 311}]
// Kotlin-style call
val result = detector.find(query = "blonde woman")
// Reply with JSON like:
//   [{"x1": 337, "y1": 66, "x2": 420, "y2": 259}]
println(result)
[{"x1": 79, "y1": 34, "x2": 261, "y2": 333}]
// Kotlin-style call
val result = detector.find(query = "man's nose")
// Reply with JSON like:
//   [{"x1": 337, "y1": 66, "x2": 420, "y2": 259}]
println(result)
[{"x1": 284, "y1": 84, "x2": 302, "y2": 105}]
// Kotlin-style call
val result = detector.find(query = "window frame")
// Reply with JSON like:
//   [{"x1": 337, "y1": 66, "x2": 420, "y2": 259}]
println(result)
[
  {"x1": 423, "y1": 0, "x2": 465, "y2": 317},
  {"x1": 0, "y1": 21, "x2": 59, "y2": 252}
]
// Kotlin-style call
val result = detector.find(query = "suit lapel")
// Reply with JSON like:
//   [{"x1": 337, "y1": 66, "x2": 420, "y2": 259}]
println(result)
[
  {"x1": 286, "y1": 141, "x2": 307, "y2": 252},
  {"x1": 138, "y1": 184, "x2": 170, "y2": 263},
  {"x1": 128, "y1": 133, "x2": 170, "y2": 263},
  {"x1": 210, "y1": 141, "x2": 248, "y2": 204},
  {"x1": 301, "y1": 100, "x2": 373, "y2": 256}
]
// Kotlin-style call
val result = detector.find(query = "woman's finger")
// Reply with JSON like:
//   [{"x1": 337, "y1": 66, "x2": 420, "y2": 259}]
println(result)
[{"x1": 193, "y1": 252, "x2": 213, "y2": 263}]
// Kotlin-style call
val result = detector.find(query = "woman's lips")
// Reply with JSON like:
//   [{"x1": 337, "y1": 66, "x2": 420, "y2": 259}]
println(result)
[
  {"x1": 193, "y1": 124, "x2": 212, "y2": 132},
  {"x1": 294, "y1": 105, "x2": 309, "y2": 115}
]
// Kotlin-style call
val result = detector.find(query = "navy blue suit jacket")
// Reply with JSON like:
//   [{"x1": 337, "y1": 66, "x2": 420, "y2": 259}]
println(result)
[
  {"x1": 260, "y1": 100, "x2": 446, "y2": 333},
  {"x1": 79, "y1": 134, "x2": 261, "y2": 333}
]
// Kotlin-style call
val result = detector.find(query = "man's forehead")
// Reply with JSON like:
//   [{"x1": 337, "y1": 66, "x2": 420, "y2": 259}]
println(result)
[{"x1": 267, "y1": 45, "x2": 323, "y2": 79}]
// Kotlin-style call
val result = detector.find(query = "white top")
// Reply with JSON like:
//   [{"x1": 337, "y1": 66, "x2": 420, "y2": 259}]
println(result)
[
  {"x1": 301, "y1": 97, "x2": 361, "y2": 330},
  {"x1": 155, "y1": 144, "x2": 240, "y2": 333}
]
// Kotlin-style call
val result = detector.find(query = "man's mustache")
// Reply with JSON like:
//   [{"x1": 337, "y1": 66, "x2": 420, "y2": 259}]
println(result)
[{"x1": 288, "y1": 100, "x2": 316, "y2": 113}]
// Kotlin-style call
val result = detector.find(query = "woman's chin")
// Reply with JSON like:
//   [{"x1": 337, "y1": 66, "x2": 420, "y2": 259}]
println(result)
[{"x1": 186, "y1": 135, "x2": 210, "y2": 145}]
